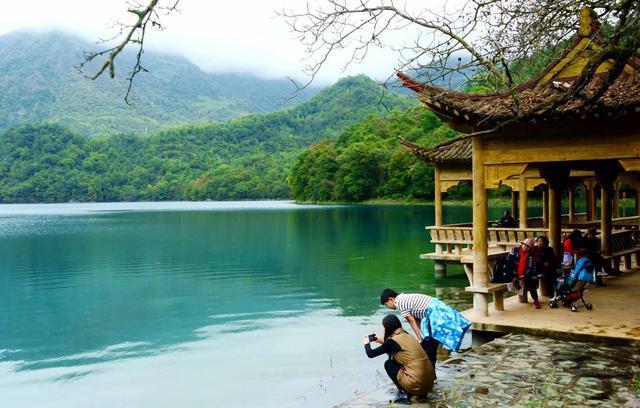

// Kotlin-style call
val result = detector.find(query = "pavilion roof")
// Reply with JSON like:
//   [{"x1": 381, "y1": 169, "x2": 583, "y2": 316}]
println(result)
[
  {"x1": 397, "y1": 10, "x2": 640, "y2": 132},
  {"x1": 400, "y1": 136, "x2": 471, "y2": 164}
]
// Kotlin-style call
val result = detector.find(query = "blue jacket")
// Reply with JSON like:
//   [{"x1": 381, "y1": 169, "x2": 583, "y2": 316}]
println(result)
[
  {"x1": 568, "y1": 256, "x2": 595, "y2": 284},
  {"x1": 420, "y1": 298, "x2": 471, "y2": 351}
]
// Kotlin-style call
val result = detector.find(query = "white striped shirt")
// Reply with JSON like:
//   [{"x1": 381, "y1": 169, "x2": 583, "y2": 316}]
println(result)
[{"x1": 395, "y1": 293, "x2": 432, "y2": 319}]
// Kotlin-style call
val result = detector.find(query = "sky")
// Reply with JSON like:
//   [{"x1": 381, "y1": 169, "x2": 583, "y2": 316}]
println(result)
[{"x1": 0, "y1": 0, "x2": 426, "y2": 85}]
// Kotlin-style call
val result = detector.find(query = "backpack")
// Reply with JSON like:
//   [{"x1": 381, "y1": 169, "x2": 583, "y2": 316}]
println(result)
[{"x1": 491, "y1": 257, "x2": 515, "y2": 283}]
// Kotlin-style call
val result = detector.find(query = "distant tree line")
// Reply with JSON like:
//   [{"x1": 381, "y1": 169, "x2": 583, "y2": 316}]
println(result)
[{"x1": 0, "y1": 107, "x2": 461, "y2": 204}]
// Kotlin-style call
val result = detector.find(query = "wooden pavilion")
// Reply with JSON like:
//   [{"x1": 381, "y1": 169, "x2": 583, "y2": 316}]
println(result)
[{"x1": 398, "y1": 9, "x2": 640, "y2": 322}]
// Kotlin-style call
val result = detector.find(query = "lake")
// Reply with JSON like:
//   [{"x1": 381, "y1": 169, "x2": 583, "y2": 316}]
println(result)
[{"x1": 0, "y1": 201, "x2": 512, "y2": 407}]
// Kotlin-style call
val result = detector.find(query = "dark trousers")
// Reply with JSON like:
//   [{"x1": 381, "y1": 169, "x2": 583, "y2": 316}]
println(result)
[
  {"x1": 543, "y1": 270, "x2": 556, "y2": 298},
  {"x1": 524, "y1": 274, "x2": 539, "y2": 301},
  {"x1": 420, "y1": 336, "x2": 440, "y2": 376},
  {"x1": 384, "y1": 359, "x2": 404, "y2": 392}
]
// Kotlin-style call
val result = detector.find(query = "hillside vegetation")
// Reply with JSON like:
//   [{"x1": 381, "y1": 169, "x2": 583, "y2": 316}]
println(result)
[
  {"x1": 0, "y1": 75, "x2": 416, "y2": 202},
  {"x1": 288, "y1": 107, "x2": 457, "y2": 202}
]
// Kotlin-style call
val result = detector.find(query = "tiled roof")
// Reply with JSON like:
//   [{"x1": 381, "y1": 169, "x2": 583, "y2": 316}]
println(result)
[
  {"x1": 400, "y1": 137, "x2": 471, "y2": 163},
  {"x1": 397, "y1": 13, "x2": 640, "y2": 132}
]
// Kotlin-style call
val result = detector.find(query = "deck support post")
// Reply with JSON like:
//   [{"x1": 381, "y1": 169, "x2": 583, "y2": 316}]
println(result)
[
  {"x1": 519, "y1": 175, "x2": 528, "y2": 228},
  {"x1": 542, "y1": 187, "x2": 549, "y2": 228},
  {"x1": 511, "y1": 190, "x2": 518, "y2": 222},
  {"x1": 472, "y1": 137, "x2": 489, "y2": 317},
  {"x1": 585, "y1": 180, "x2": 596, "y2": 221},
  {"x1": 433, "y1": 164, "x2": 446, "y2": 278}
]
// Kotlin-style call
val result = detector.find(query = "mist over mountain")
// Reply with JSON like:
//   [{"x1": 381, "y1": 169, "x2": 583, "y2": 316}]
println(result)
[{"x1": 0, "y1": 31, "x2": 320, "y2": 136}]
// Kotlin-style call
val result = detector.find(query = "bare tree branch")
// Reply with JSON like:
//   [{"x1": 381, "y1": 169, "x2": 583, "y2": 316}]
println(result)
[
  {"x1": 279, "y1": 0, "x2": 640, "y2": 122},
  {"x1": 78, "y1": 0, "x2": 180, "y2": 104}
]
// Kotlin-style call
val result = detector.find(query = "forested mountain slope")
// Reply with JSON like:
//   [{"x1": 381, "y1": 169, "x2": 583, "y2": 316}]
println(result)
[
  {"x1": 0, "y1": 75, "x2": 416, "y2": 202},
  {"x1": 0, "y1": 31, "x2": 319, "y2": 136}
]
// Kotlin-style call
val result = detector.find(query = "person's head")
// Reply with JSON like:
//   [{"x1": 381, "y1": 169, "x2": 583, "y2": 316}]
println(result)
[
  {"x1": 382, "y1": 314, "x2": 403, "y2": 341},
  {"x1": 535, "y1": 235, "x2": 549, "y2": 248},
  {"x1": 521, "y1": 237, "x2": 534, "y2": 252},
  {"x1": 380, "y1": 288, "x2": 398, "y2": 309},
  {"x1": 587, "y1": 227, "x2": 597, "y2": 239},
  {"x1": 570, "y1": 229, "x2": 582, "y2": 240},
  {"x1": 574, "y1": 237, "x2": 589, "y2": 258},
  {"x1": 503, "y1": 210, "x2": 511, "y2": 217}
]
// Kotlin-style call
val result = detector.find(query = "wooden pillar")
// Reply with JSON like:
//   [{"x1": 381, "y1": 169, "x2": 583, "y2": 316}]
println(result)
[
  {"x1": 568, "y1": 186, "x2": 575, "y2": 223},
  {"x1": 434, "y1": 164, "x2": 443, "y2": 227},
  {"x1": 613, "y1": 181, "x2": 620, "y2": 219},
  {"x1": 585, "y1": 180, "x2": 596, "y2": 221},
  {"x1": 472, "y1": 137, "x2": 489, "y2": 317},
  {"x1": 519, "y1": 175, "x2": 528, "y2": 228},
  {"x1": 595, "y1": 184, "x2": 601, "y2": 221},
  {"x1": 636, "y1": 189, "x2": 640, "y2": 218},
  {"x1": 548, "y1": 182, "x2": 563, "y2": 260},
  {"x1": 433, "y1": 164, "x2": 446, "y2": 278},
  {"x1": 511, "y1": 190, "x2": 518, "y2": 219},
  {"x1": 542, "y1": 166, "x2": 569, "y2": 261},
  {"x1": 600, "y1": 182, "x2": 613, "y2": 256},
  {"x1": 596, "y1": 168, "x2": 617, "y2": 256},
  {"x1": 542, "y1": 187, "x2": 549, "y2": 228}
]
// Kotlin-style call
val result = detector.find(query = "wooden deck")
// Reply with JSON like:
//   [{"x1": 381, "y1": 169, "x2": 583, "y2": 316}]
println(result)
[{"x1": 462, "y1": 269, "x2": 640, "y2": 345}]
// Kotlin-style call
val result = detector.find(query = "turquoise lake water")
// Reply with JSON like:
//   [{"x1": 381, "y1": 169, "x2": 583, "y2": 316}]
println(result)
[{"x1": 0, "y1": 201, "x2": 515, "y2": 407}]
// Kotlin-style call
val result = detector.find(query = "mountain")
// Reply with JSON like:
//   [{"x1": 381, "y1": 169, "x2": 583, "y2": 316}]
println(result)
[
  {"x1": 0, "y1": 31, "x2": 320, "y2": 136},
  {"x1": 0, "y1": 75, "x2": 417, "y2": 203}
]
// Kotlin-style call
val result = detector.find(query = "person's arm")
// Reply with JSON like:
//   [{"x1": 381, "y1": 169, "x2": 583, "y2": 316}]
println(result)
[
  {"x1": 363, "y1": 338, "x2": 400, "y2": 358},
  {"x1": 405, "y1": 314, "x2": 423, "y2": 340}
]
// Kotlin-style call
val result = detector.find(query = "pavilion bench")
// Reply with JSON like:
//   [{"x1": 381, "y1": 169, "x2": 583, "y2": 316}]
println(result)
[
  {"x1": 461, "y1": 250, "x2": 511, "y2": 312},
  {"x1": 603, "y1": 230, "x2": 640, "y2": 272},
  {"x1": 465, "y1": 283, "x2": 509, "y2": 311}
]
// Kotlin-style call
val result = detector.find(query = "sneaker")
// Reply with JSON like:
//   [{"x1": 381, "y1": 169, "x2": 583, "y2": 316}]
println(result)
[
  {"x1": 532, "y1": 300, "x2": 541, "y2": 309},
  {"x1": 392, "y1": 390, "x2": 411, "y2": 405},
  {"x1": 596, "y1": 270, "x2": 608, "y2": 277}
]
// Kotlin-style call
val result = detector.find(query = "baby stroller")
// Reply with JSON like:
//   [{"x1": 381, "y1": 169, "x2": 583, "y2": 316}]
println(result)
[{"x1": 549, "y1": 255, "x2": 594, "y2": 312}]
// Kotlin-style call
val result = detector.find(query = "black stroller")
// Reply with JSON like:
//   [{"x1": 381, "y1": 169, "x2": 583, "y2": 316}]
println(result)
[
  {"x1": 550, "y1": 242, "x2": 595, "y2": 312},
  {"x1": 549, "y1": 277, "x2": 592, "y2": 312}
]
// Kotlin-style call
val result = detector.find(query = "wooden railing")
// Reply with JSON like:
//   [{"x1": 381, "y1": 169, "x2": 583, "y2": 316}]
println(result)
[
  {"x1": 426, "y1": 226, "x2": 571, "y2": 255},
  {"x1": 564, "y1": 215, "x2": 640, "y2": 229},
  {"x1": 426, "y1": 215, "x2": 639, "y2": 256}
]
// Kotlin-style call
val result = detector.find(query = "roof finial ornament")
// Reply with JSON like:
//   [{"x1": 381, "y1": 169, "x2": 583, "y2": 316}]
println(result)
[{"x1": 578, "y1": 7, "x2": 600, "y2": 37}]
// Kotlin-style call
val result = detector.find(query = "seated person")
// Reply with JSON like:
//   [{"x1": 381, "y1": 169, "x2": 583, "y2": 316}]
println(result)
[
  {"x1": 562, "y1": 229, "x2": 582, "y2": 266},
  {"x1": 584, "y1": 227, "x2": 620, "y2": 285},
  {"x1": 506, "y1": 238, "x2": 541, "y2": 309},
  {"x1": 363, "y1": 314, "x2": 435, "y2": 403},
  {"x1": 555, "y1": 238, "x2": 595, "y2": 305},
  {"x1": 499, "y1": 210, "x2": 517, "y2": 228},
  {"x1": 534, "y1": 235, "x2": 558, "y2": 297}
]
